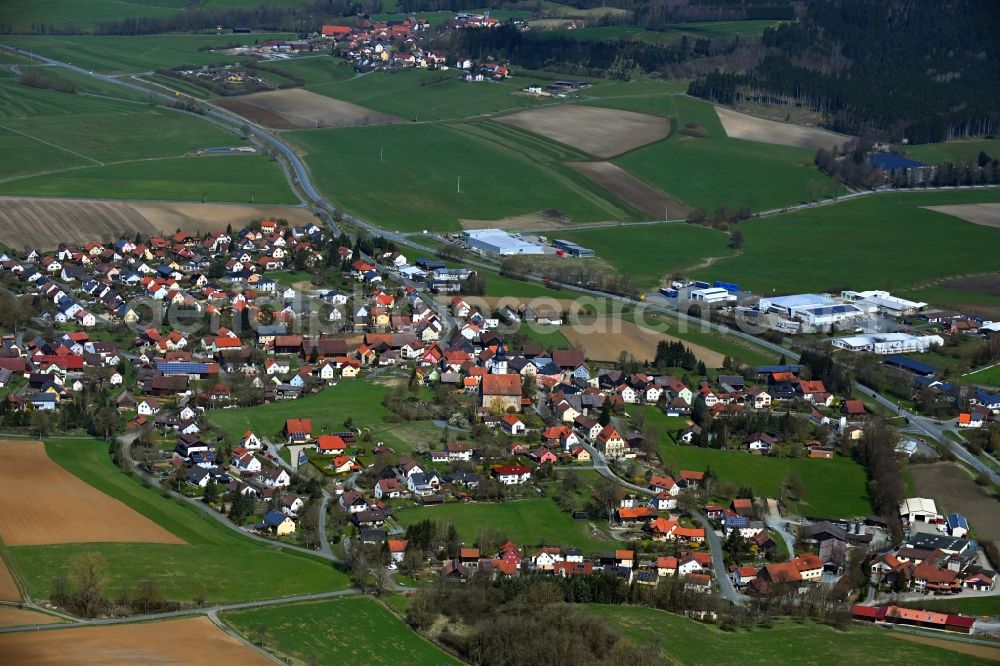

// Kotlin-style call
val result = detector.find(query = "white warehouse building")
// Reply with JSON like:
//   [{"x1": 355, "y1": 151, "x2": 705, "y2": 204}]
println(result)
[
  {"x1": 832, "y1": 332, "x2": 944, "y2": 354},
  {"x1": 841, "y1": 290, "x2": 927, "y2": 317},
  {"x1": 758, "y1": 293, "x2": 866, "y2": 327},
  {"x1": 690, "y1": 287, "x2": 735, "y2": 304},
  {"x1": 464, "y1": 229, "x2": 545, "y2": 256}
]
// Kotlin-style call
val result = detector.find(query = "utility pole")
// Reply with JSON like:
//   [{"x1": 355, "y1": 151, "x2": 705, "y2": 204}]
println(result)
[
  {"x1": 380, "y1": 147, "x2": 383, "y2": 161},
  {"x1": 457, "y1": 176, "x2": 461, "y2": 193}
]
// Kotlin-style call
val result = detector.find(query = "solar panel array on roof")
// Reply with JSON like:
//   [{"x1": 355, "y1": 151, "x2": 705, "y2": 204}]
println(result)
[{"x1": 156, "y1": 361, "x2": 209, "y2": 375}]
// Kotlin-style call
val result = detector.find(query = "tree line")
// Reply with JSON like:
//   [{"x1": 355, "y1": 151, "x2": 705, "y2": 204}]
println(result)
[{"x1": 688, "y1": 0, "x2": 1000, "y2": 144}]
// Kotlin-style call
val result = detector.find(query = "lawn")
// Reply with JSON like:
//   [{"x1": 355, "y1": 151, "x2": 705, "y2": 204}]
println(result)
[
  {"x1": 611, "y1": 95, "x2": 845, "y2": 211},
  {"x1": 0, "y1": 154, "x2": 296, "y2": 204},
  {"x1": 2, "y1": 33, "x2": 297, "y2": 74},
  {"x1": 906, "y1": 139, "x2": 1000, "y2": 164},
  {"x1": 3, "y1": 438, "x2": 348, "y2": 605},
  {"x1": 688, "y1": 189, "x2": 1000, "y2": 294},
  {"x1": 306, "y1": 66, "x2": 559, "y2": 121},
  {"x1": 656, "y1": 440, "x2": 871, "y2": 519},
  {"x1": 289, "y1": 123, "x2": 636, "y2": 232},
  {"x1": 223, "y1": 596, "x2": 460, "y2": 665},
  {"x1": 964, "y1": 364, "x2": 1000, "y2": 387},
  {"x1": 267, "y1": 55, "x2": 358, "y2": 87},
  {"x1": 206, "y1": 381, "x2": 403, "y2": 446},
  {"x1": 588, "y1": 605, "x2": 989, "y2": 665},
  {"x1": 394, "y1": 498, "x2": 622, "y2": 555},
  {"x1": 900, "y1": 285, "x2": 1000, "y2": 319},
  {"x1": 897, "y1": 596, "x2": 1000, "y2": 617},
  {"x1": 557, "y1": 222, "x2": 737, "y2": 290}
]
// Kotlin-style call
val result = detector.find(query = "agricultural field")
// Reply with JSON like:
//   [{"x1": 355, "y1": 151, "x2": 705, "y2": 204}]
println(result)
[
  {"x1": 715, "y1": 105, "x2": 849, "y2": 151},
  {"x1": 0, "y1": 617, "x2": 273, "y2": 664},
  {"x1": 0, "y1": 556, "x2": 20, "y2": 601},
  {"x1": 656, "y1": 440, "x2": 871, "y2": 518},
  {"x1": 289, "y1": 122, "x2": 638, "y2": 232},
  {"x1": 611, "y1": 96, "x2": 845, "y2": 211},
  {"x1": 4, "y1": 438, "x2": 348, "y2": 605},
  {"x1": 964, "y1": 364, "x2": 1000, "y2": 386},
  {"x1": 562, "y1": 318, "x2": 726, "y2": 367},
  {"x1": 905, "y1": 138, "x2": 1000, "y2": 164},
  {"x1": 1, "y1": 33, "x2": 297, "y2": 74},
  {"x1": 557, "y1": 222, "x2": 736, "y2": 290},
  {"x1": 223, "y1": 596, "x2": 459, "y2": 665},
  {"x1": 395, "y1": 498, "x2": 622, "y2": 554},
  {"x1": 911, "y1": 462, "x2": 1000, "y2": 551},
  {"x1": 256, "y1": 55, "x2": 357, "y2": 87},
  {"x1": 306, "y1": 67, "x2": 558, "y2": 122},
  {"x1": 0, "y1": 606, "x2": 62, "y2": 629},
  {"x1": 0, "y1": 197, "x2": 311, "y2": 250},
  {"x1": 0, "y1": 154, "x2": 297, "y2": 204},
  {"x1": 568, "y1": 162, "x2": 689, "y2": 219},
  {"x1": 901, "y1": 284, "x2": 1000, "y2": 320},
  {"x1": 925, "y1": 202, "x2": 1000, "y2": 228},
  {"x1": 496, "y1": 104, "x2": 669, "y2": 158},
  {"x1": 588, "y1": 605, "x2": 995, "y2": 665},
  {"x1": 216, "y1": 88, "x2": 405, "y2": 130},
  {"x1": 0, "y1": 439, "x2": 181, "y2": 546},
  {"x1": 688, "y1": 189, "x2": 1000, "y2": 294},
  {"x1": 537, "y1": 20, "x2": 784, "y2": 44}
]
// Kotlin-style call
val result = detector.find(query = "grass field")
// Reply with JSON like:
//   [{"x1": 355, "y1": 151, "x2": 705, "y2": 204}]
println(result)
[
  {"x1": 3, "y1": 438, "x2": 347, "y2": 605},
  {"x1": 557, "y1": 222, "x2": 736, "y2": 290},
  {"x1": 538, "y1": 20, "x2": 783, "y2": 44},
  {"x1": 1, "y1": 2, "x2": 306, "y2": 31},
  {"x1": 964, "y1": 364, "x2": 1000, "y2": 386},
  {"x1": 609, "y1": 96, "x2": 845, "y2": 211},
  {"x1": 0, "y1": 154, "x2": 297, "y2": 204},
  {"x1": 900, "y1": 285, "x2": 1000, "y2": 319},
  {"x1": 307, "y1": 67, "x2": 558, "y2": 121},
  {"x1": 2, "y1": 33, "x2": 297, "y2": 74},
  {"x1": 898, "y1": 595, "x2": 1000, "y2": 617},
  {"x1": 223, "y1": 596, "x2": 460, "y2": 665},
  {"x1": 268, "y1": 55, "x2": 358, "y2": 87},
  {"x1": 290, "y1": 123, "x2": 638, "y2": 231},
  {"x1": 395, "y1": 499, "x2": 621, "y2": 554},
  {"x1": 906, "y1": 139, "x2": 1000, "y2": 164},
  {"x1": 588, "y1": 605, "x2": 991, "y2": 665},
  {"x1": 657, "y1": 439, "x2": 870, "y2": 518},
  {"x1": 688, "y1": 189, "x2": 1000, "y2": 294},
  {"x1": 206, "y1": 381, "x2": 410, "y2": 448}
]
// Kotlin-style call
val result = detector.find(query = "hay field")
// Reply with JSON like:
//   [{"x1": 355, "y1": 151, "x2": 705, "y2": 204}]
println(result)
[
  {"x1": 497, "y1": 105, "x2": 669, "y2": 158},
  {"x1": 715, "y1": 106, "x2": 848, "y2": 151},
  {"x1": 561, "y1": 319, "x2": 725, "y2": 366},
  {"x1": 0, "y1": 616, "x2": 273, "y2": 664},
  {"x1": 925, "y1": 203, "x2": 1000, "y2": 228},
  {"x1": 569, "y1": 161, "x2": 690, "y2": 218},
  {"x1": 0, "y1": 197, "x2": 316, "y2": 249},
  {"x1": 216, "y1": 88, "x2": 404, "y2": 130},
  {"x1": 0, "y1": 440, "x2": 182, "y2": 546}
]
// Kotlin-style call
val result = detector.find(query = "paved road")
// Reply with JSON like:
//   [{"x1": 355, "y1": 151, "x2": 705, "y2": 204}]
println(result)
[{"x1": 0, "y1": 588, "x2": 362, "y2": 635}]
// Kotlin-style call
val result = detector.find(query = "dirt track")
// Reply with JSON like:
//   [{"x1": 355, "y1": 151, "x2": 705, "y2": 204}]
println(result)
[
  {"x1": 497, "y1": 105, "x2": 669, "y2": 158},
  {"x1": 0, "y1": 616, "x2": 273, "y2": 664},
  {"x1": 215, "y1": 88, "x2": 404, "y2": 130},
  {"x1": 925, "y1": 203, "x2": 1000, "y2": 228},
  {"x1": 0, "y1": 440, "x2": 183, "y2": 546},
  {"x1": 561, "y1": 319, "x2": 726, "y2": 367},
  {"x1": 891, "y1": 632, "x2": 1000, "y2": 661},
  {"x1": 0, "y1": 196, "x2": 316, "y2": 250},
  {"x1": 568, "y1": 162, "x2": 690, "y2": 219},
  {"x1": 715, "y1": 106, "x2": 848, "y2": 151},
  {"x1": 910, "y1": 462, "x2": 1000, "y2": 550}
]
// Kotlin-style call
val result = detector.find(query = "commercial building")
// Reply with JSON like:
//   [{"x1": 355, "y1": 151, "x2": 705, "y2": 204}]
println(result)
[
  {"x1": 690, "y1": 287, "x2": 735, "y2": 304},
  {"x1": 464, "y1": 229, "x2": 544, "y2": 256},
  {"x1": 841, "y1": 290, "x2": 927, "y2": 317},
  {"x1": 552, "y1": 239, "x2": 595, "y2": 257},
  {"x1": 758, "y1": 293, "x2": 865, "y2": 327},
  {"x1": 832, "y1": 332, "x2": 944, "y2": 354}
]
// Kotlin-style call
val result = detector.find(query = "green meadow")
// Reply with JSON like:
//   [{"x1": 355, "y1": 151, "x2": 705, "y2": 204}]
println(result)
[
  {"x1": 688, "y1": 189, "x2": 1000, "y2": 293},
  {"x1": 1, "y1": 1, "x2": 306, "y2": 31},
  {"x1": 289, "y1": 122, "x2": 638, "y2": 231},
  {"x1": 589, "y1": 605, "x2": 992, "y2": 665},
  {"x1": 538, "y1": 20, "x2": 783, "y2": 45},
  {"x1": 4, "y1": 439, "x2": 348, "y2": 605},
  {"x1": 395, "y1": 498, "x2": 623, "y2": 554},
  {"x1": 906, "y1": 138, "x2": 1000, "y2": 164},
  {"x1": 223, "y1": 596, "x2": 461, "y2": 666}
]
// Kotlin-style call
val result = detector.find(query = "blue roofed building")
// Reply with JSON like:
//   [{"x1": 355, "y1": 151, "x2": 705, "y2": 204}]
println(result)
[
  {"x1": 259, "y1": 510, "x2": 296, "y2": 536},
  {"x1": 946, "y1": 513, "x2": 969, "y2": 538},
  {"x1": 870, "y1": 152, "x2": 935, "y2": 184},
  {"x1": 884, "y1": 354, "x2": 936, "y2": 376}
]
